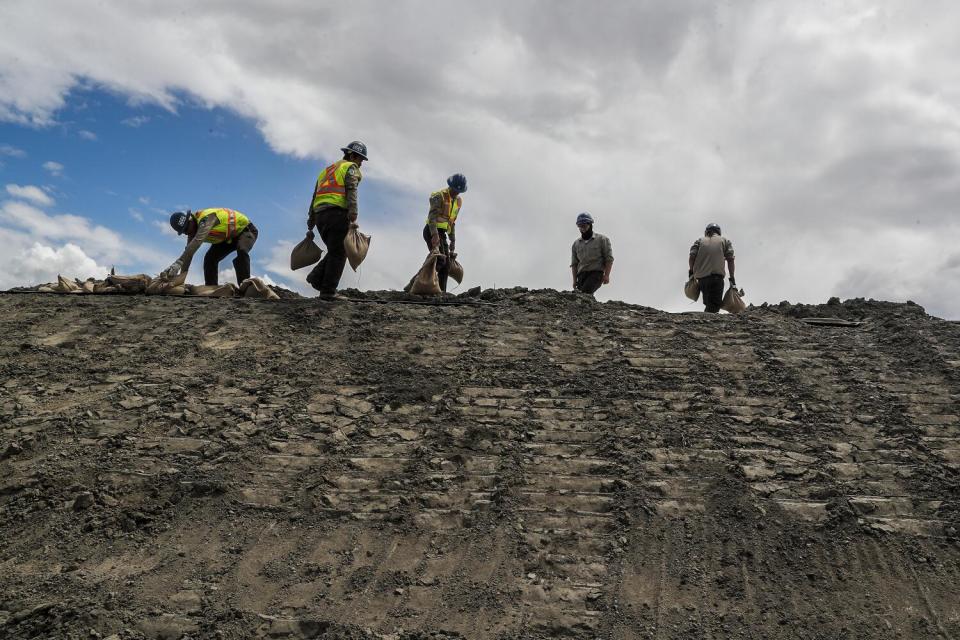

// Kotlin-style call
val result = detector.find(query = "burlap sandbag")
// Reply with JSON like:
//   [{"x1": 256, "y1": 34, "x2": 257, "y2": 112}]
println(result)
[
  {"x1": 684, "y1": 276, "x2": 699, "y2": 301},
  {"x1": 190, "y1": 283, "x2": 238, "y2": 298},
  {"x1": 107, "y1": 273, "x2": 152, "y2": 293},
  {"x1": 290, "y1": 231, "x2": 323, "y2": 270},
  {"x1": 448, "y1": 256, "x2": 464, "y2": 285},
  {"x1": 410, "y1": 251, "x2": 442, "y2": 295},
  {"x1": 146, "y1": 272, "x2": 187, "y2": 295},
  {"x1": 56, "y1": 275, "x2": 82, "y2": 293},
  {"x1": 239, "y1": 277, "x2": 280, "y2": 300},
  {"x1": 344, "y1": 223, "x2": 371, "y2": 271},
  {"x1": 721, "y1": 287, "x2": 747, "y2": 314}
]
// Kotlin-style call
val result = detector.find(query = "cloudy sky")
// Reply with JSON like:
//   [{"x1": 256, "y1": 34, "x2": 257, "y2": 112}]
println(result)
[{"x1": 1, "y1": 0, "x2": 959, "y2": 317}]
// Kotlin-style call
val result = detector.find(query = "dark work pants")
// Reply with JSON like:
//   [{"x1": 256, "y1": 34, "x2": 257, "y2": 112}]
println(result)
[
  {"x1": 575, "y1": 270, "x2": 604, "y2": 295},
  {"x1": 203, "y1": 224, "x2": 258, "y2": 285},
  {"x1": 422, "y1": 225, "x2": 450, "y2": 292},
  {"x1": 307, "y1": 207, "x2": 350, "y2": 294},
  {"x1": 699, "y1": 274, "x2": 725, "y2": 313}
]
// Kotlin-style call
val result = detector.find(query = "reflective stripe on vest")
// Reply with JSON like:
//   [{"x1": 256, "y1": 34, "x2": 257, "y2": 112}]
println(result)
[
  {"x1": 195, "y1": 208, "x2": 250, "y2": 244},
  {"x1": 312, "y1": 160, "x2": 360, "y2": 210},
  {"x1": 425, "y1": 189, "x2": 462, "y2": 230}
]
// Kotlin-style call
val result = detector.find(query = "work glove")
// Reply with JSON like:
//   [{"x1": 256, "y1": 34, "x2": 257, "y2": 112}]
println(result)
[
  {"x1": 728, "y1": 277, "x2": 737, "y2": 286},
  {"x1": 688, "y1": 269, "x2": 693, "y2": 278},
  {"x1": 348, "y1": 212, "x2": 358, "y2": 223},
  {"x1": 162, "y1": 261, "x2": 182, "y2": 279}
]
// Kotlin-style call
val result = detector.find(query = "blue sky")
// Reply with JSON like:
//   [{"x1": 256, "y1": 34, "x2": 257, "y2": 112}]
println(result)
[{"x1": 2, "y1": 1, "x2": 960, "y2": 317}]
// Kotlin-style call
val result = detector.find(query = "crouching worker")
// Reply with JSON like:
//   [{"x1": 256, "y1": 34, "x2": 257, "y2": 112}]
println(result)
[{"x1": 163, "y1": 208, "x2": 258, "y2": 285}]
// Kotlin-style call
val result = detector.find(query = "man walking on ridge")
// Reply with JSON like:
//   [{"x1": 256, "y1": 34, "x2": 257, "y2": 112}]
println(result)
[
  {"x1": 423, "y1": 173, "x2": 467, "y2": 292},
  {"x1": 306, "y1": 141, "x2": 367, "y2": 300},
  {"x1": 689, "y1": 222, "x2": 735, "y2": 313},
  {"x1": 163, "y1": 208, "x2": 258, "y2": 285},
  {"x1": 570, "y1": 212, "x2": 613, "y2": 295}
]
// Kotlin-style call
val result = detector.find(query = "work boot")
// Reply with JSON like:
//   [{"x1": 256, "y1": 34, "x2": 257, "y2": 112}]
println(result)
[{"x1": 318, "y1": 291, "x2": 347, "y2": 301}]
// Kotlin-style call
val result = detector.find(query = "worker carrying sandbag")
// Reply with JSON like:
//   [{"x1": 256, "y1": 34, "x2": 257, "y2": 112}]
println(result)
[
  {"x1": 570, "y1": 212, "x2": 613, "y2": 295},
  {"x1": 423, "y1": 173, "x2": 467, "y2": 292},
  {"x1": 688, "y1": 222, "x2": 736, "y2": 313},
  {"x1": 305, "y1": 141, "x2": 368, "y2": 300},
  {"x1": 163, "y1": 208, "x2": 258, "y2": 285}
]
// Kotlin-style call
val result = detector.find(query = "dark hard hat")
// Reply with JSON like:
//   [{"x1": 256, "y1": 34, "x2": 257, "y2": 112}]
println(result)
[
  {"x1": 447, "y1": 173, "x2": 467, "y2": 193},
  {"x1": 705, "y1": 222, "x2": 721, "y2": 235},
  {"x1": 576, "y1": 212, "x2": 594, "y2": 226},
  {"x1": 169, "y1": 211, "x2": 190, "y2": 235},
  {"x1": 340, "y1": 141, "x2": 368, "y2": 160}
]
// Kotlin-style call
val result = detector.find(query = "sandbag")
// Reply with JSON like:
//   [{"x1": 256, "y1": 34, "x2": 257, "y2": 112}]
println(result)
[
  {"x1": 56, "y1": 275, "x2": 81, "y2": 293},
  {"x1": 721, "y1": 287, "x2": 747, "y2": 314},
  {"x1": 107, "y1": 273, "x2": 152, "y2": 293},
  {"x1": 239, "y1": 277, "x2": 280, "y2": 300},
  {"x1": 410, "y1": 251, "x2": 442, "y2": 295},
  {"x1": 344, "y1": 223, "x2": 371, "y2": 271},
  {"x1": 684, "y1": 276, "x2": 699, "y2": 301},
  {"x1": 146, "y1": 272, "x2": 187, "y2": 295},
  {"x1": 190, "y1": 283, "x2": 238, "y2": 298},
  {"x1": 290, "y1": 231, "x2": 323, "y2": 270},
  {"x1": 448, "y1": 255, "x2": 464, "y2": 285}
]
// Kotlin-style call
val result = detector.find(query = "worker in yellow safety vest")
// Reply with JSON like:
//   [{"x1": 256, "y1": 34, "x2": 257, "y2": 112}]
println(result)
[
  {"x1": 163, "y1": 208, "x2": 259, "y2": 285},
  {"x1": 305, "y1": 141, "x2": 368, "y2": 299},
  {"x1": 423, "y1": 173, "x2": 467, "y2": 292}
]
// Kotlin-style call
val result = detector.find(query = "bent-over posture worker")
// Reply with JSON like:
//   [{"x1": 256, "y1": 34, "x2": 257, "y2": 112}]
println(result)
[
  {"x1": 306, "y1": 141, "x2": 368, "y2": 299},
  {"x1": 689, "y1": 222, "x2": 735, "y2": 313},
  {"x1": 164, "y1": 208, "x2": 258, "y2": 285},
  {"x1": 423, "y1": 173, "x2": 467, "y2": 292},
  {"x1": 571, "y1": 212, "x2": 613, "y2": 295}
]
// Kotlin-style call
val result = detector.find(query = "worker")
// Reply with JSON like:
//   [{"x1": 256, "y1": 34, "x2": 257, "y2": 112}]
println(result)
[
  {"x1": 423, "y1": 173, "x2": 467, "y2": 292},
  {"x1": 305, "y1": 140, "x2": 368, "y2": 299},
  {"x1": 163, "y1": 208, "x2": 258, "y2": 285},
  {"x1": 689, "y1": 222, "x2": 735, "y2": 313},
  {"x1": 570, "y1": 212, "x2": 613, "y2": 295}
]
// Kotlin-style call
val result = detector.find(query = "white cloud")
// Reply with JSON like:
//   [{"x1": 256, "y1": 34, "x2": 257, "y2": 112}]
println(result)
[
  {"x1": 128, "y1": 207, "x2": 144, "y2": 221},
  {"x1": 42, "y1": 160, "x2": 63, "y2": 176},
  {"x1": 122, "y1": 115, "x2": 150, "y2": 127},
  {"x1": 77, "y1": 129, "x2": 97, "y2": 141},
  {"x1": 2, "y1": 2, "x2": 960, "y2": 315},
  {"x1": 0, "y1": 237, "x2": 110, "y2": 289},
  {"x1": 5, "y1": 183, "x2": 54, "y2": 206},
  {"x1": 0, "y1": 144, "x2": 26, "y2": 158}
]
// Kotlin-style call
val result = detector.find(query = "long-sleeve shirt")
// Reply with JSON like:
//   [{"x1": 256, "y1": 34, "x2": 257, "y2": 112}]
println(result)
[
  {"x1": 426, "y1": 189, "x2": 460, "y2": 239},
  {"x1": 571, "y1": 233, "x2": 614, "y2": 274},
  {"x1": 175, "y1": 214, "x2": 218, "y2": 271}
]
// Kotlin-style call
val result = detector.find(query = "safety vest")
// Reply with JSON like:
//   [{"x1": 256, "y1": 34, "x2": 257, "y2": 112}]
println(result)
[
  {"x1": 425, "y1": 188, "x2": 462, "y2": 230},
  {"x1": 194, "y1": 208, "x2": 250, "y2": 244},
  {"x1": 312, "y1": 160, "x2": 361, "y2": 210}
]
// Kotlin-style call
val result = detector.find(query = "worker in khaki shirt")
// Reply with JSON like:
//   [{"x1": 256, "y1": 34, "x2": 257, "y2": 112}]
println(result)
[
  {"x1": 570, "y1": 212, "x2": 613, "y2": 295},
  {"x1": 689, "y1": 222, "x2": 735, "y2": 313},
  {"x1": 163, "y1": 208, "x2": 258, "y2": 285},
  {"x1": 423, "y1": 173, "x2": 467, "y2": 292}
]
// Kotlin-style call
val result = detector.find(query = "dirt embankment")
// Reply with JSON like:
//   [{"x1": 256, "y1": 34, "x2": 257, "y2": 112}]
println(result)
[{"x1": 1, "y1": 291, "x2": 958, "y2": 639}]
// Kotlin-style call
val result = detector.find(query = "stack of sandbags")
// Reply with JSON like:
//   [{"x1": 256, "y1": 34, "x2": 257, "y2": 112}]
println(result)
[
  {"x1": 30, "y1": 272, "x2": 284, "y2": 300},
  {"x1": 106, "y1": 273, "x2": 153, "y2": 294}
]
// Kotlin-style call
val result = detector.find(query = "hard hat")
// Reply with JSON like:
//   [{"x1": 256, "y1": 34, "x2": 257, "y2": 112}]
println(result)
[
  {"x1": 576, "y1": 212, "x2": 594, "y2": 226},
  {"x1": 340, "y1": 140, "x2": 368, "y2": 160},
  {"x1": 705, "y1": 222, "x2": 721, "y2": 235},
  {"x1": 169, "y1": 211, "x2": 190, "y2": 235},
  {"x1": 447, "y1": 173, "x2": 468, "y2": 193}
]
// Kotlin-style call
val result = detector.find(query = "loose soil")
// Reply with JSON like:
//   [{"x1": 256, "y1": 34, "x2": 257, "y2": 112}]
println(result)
[{"x1": 1, "y1": 290, "x2": 958, "y2": 639}]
